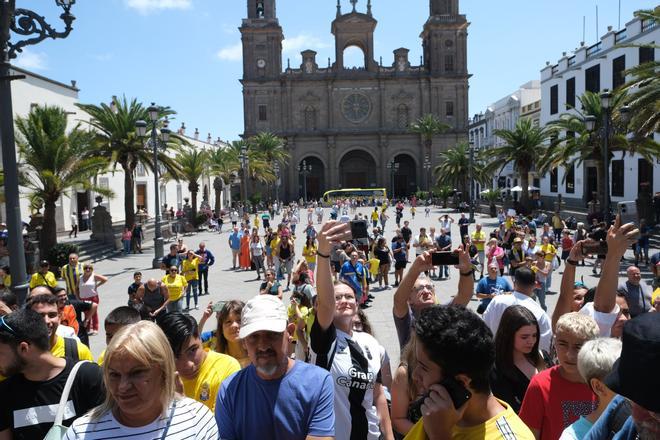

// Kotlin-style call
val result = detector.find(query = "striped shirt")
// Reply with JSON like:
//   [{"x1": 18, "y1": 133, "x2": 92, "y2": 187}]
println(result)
[
  {"x1": 63, "y1": 397, "x2": 218, "y2": 439},
  {"x1": 61, "y1": 263, "x2": 83, "y2": 296}
]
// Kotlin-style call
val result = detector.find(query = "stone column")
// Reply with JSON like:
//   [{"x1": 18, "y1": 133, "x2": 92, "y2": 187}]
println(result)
[{"x1": 327, "y1": 136, "x2": 337, "y2": 188}]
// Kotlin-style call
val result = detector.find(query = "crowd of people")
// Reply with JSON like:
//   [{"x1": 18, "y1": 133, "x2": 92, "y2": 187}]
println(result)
[{"x1": 0, "y1": 199, "x2": 658, "y2": 440}]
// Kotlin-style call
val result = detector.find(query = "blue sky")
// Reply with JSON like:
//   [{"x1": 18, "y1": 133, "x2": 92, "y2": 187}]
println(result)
[{"x1": 14, "y1": 0, "x2": 654, "y2": 142}]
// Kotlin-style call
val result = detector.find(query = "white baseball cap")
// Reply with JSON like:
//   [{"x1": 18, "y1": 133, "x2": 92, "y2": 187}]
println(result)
[{"x1": 239, "y1": 295, "x2": 287, "y2": 339}]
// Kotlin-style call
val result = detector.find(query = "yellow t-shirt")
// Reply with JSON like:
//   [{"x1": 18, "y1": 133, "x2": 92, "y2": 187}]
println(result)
[
  {"x1": 29, "y1": 271, "x2": 58, "y2": 289},
  {"x1": 270, "y1": 236, "x2": 281, "y2": 257},
  {"x1": 371, "y1": 211, "x2": 379, "y2": 221},
  {"x1": 368, "y1": 258, "x2": 380, "y2": 276},
  {"x1": 51, "y1": 335, "x2": 94, "y2": 361},
  {"x1": 182, "y1": 258, "x2": 200, "y2": 281},
  {"x1": 471, "y1": 231, "x2": 486, "y2": 251},
  {"x1": 97, "y1": 349, "x2": 106, "y2": 365},
  {"x1": 505, "y1": 217, "x2": 514, "y2": 230},
  {"x1": 652, "y1": 287, "x2": 659, "y2": 305},
  {"x1": 303, "y1": 245, "x2": 317, "y2": 264},
  {"x1": 541, "y1": 243, "x2": 557, "y2": 262},
  {"x1": 2, "y1": 274, "x2": 10, "y2": 289},
  {"x1": 161, "y1": 274, "x2": 188, "y2": 301},
  {"x1": 404, "y1": 399, "x2": 534, "y2": 440},
  {"x1": 182, "y1": 351, "x2": 240, "y2": 412},
  {"x1": 287, "y1": 305, "x2": 309, "y2": 342}
]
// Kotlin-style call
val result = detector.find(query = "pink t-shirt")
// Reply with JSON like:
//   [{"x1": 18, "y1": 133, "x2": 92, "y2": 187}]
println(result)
[{"x1": 487, "y1": 246, "x2": 505, "y2": 269}]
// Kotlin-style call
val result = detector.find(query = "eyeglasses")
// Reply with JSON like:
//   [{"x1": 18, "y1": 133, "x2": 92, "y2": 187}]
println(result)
[
  {"x1": 84, "y1": 267, "x2": 92, "y2": 271},
  {"x1": 414, "y1": 284, "x2": 434, "y2": 293},
  {"x1": 0, "y1": 316, "x2": 17, "y2": 336}
]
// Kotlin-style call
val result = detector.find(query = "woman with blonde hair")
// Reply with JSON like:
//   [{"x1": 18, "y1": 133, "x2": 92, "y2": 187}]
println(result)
[{"x1": 64, "y1": 321, "x2": 217, "y2": 438}]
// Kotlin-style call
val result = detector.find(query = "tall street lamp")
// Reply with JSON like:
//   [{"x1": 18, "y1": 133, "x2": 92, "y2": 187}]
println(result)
[
  {"x1": 135, "y1": 105, "x2": 171, "y2": 269},
  {"x1": 386, "y1": 160, "x2": 399, "y2": 199},
  {"x1": 423, "y1": 156, "x2": 432, "y2": 193},
  {"x1": 584, "y1": 89, "x2": 630, "y2": 225},
  {"x1": 274, "y1": 162, "x2": 281, "y2": 205},
  {"x1": 239, "y1": 145, "x2": 249, "y2": 210},
  {"x1": 1, "y1": 0, "x2": 76, "y2": 304},
  {"x1": 468, "y1": 140, "x2": 475, "y2": 223},
  {"x1": 298, "y1": 160, "x2": 312, "y2": 203}
]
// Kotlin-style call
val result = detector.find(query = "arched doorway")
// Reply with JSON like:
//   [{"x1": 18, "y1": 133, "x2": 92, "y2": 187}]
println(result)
[
  {"x1": 392, "y1": 154, "x2": 417, "y2": 197},
  {"x1": 298, "y1": 156, "x2": 325, "y2": 201},
  {"x1": 339, "y1": 150, "x2": 377, "y2": 189}
]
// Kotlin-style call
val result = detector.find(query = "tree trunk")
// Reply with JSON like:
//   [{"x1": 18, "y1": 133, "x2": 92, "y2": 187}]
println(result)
[
  {"x1": 123, "y1": 164, "x2": 136, "y2": 228},
  {"x1": 40, "y1": 198, "x2": 58, "y2": 261},
  {"x1": 520, "y1": 168, "x2": 530, "y2": 213},
  {"x1": 191, "y1": 190, "x2": 198, "y2": 219}
]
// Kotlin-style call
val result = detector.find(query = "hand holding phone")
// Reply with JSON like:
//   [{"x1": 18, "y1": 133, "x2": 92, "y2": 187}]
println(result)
[
  {"x1": 432, "y1": 251, "x2": 460, "y2": 266},
  {"x1": 212, "y1": 302, "x2": 227, "y2": 313},
  {"x1": 350, "y1": 220, "x2": 369, "y2": 239}
]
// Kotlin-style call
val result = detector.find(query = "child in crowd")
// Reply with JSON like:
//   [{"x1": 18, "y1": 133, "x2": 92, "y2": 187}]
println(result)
[{"x1": 96, "y1": 306, "x2": 140, "y2": 365}]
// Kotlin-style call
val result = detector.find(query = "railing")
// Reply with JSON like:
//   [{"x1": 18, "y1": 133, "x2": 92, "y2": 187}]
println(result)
[
  {"x1": 586, "y1": 42, "x2": 602, "y2": 58},
  {"x1": 642, "y1": 19, "x2": 657, "y2": 32},
  {"x1": 567, "y1": 56, "x2": 576, "y2": 66},
  {"x1": 551, "y1": 65, "x2": 559, "y2": 75},
  {"x1": 615, "y1": 30, "x2": 627, "y2": 43}
]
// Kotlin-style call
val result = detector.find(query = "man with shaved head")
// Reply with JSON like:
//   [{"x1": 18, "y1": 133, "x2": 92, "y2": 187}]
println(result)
[{"x1": 617, "y1": 266, "x2": 652, "y2": 317}]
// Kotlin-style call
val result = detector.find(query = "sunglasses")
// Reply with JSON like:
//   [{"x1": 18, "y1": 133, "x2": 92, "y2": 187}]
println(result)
[
  {"x1": 170, "y1": 269, "x2": 178, "y2": 273},
  {"x1": 84, "y1": 267, "x2": 93, "y2": 271},
  {"x1": 0, "y1": 316, "x2": 17, "y2": 336}
]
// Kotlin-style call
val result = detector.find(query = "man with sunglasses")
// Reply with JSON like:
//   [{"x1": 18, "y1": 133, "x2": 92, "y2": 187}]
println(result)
[{"x1": 0, "y1": 309, "x2": 104, "y2": 440}]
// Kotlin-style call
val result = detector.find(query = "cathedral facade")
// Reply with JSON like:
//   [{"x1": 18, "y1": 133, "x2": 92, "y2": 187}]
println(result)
[{"x1": 240, "y1": 0, "x2": 469, "y2": 200}]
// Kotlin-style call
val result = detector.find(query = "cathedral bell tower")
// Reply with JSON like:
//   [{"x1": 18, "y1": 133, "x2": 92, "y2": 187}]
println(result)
[
  {"x1": 240, "y1": 0, "x2": 283, "y2": 80},
  {"x1": 331, "y1": 0, "x2": 378, "y2": 72},
  {"x1": 421, "y1": 0, "x2": 468, "y2": 78}
]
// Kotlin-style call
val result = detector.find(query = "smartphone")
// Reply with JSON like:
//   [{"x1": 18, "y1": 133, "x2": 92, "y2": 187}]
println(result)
[
  {"x1": 350, "y1": 220, "x2": 369, "y2": 239},
  {"x1": 432, "y1": 251, "x2": 460, "y2": 266},
  {"x1": 212, "y1": 301, "x2": 227, "y2": 313},
  {"x1": 581, "y1": 241, "x2": 608, "y2": 256},
  {"x1": 440, "y1": 377, "x2": 472, "y2": 409}
]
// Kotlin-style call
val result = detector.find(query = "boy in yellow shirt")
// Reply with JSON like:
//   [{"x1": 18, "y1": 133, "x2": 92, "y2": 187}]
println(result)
[
  {"x1": 28, "y1": 260, "x2": 57, "y2": 289},
  {"x1": 27, "y1": 293, "x2": 94, "y2": 362},
  {"x1": 404, "y1": 305, "x2": 533, "y2": 440},
  {"x1": 158, "y1": 312, "x2": 240, "y2": 412}
]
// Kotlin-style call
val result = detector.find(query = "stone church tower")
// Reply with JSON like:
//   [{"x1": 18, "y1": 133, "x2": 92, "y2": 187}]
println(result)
[{"x1": 240, "y1": 0, "x2": 469, "y2": 200}]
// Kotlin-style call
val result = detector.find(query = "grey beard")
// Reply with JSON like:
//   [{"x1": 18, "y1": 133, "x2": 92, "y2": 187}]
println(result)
[{"x1": 256, "y1": 364, "x2": 279, "y2": 376}]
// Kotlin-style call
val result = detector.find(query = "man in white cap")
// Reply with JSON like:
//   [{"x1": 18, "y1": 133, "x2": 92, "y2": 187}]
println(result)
[{"x1": 215, "y1": 295, "x2": 335, "y2": 439}]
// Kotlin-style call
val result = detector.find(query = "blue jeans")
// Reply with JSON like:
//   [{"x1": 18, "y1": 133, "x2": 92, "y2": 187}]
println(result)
[
  {"x1": 123, "y1": 239, "x2": 131, "y2": 254},
  {"x1": 186, "y1": 280, "x2": 199, "y2": 308},
  {"x1": 534, "y1": 285, "x2": 547, "y2": 311}
]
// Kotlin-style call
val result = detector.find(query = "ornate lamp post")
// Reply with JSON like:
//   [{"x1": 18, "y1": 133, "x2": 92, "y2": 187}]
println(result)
[
  {"x1": 274, "y1": 162, "x2": 281, "y2": 205},
  {"x1": 584, "y1": 90, "x2": 630, "y2": 225},
  {"x1": 386, "y1": 160, "x2": 399, "y2": 199},
  {"x1": 135, "y1": 105, "x2": 171, "y2": 269},
  {"x1": 468, "y1": 140, "x2": 475, "y2": 223},
  {"x1": 1, "y1": 0, "x2": 76, "y2": 304},
  {"x1": 298, "y1": 160, "x2": 312, "y2": 203},
  {"x1": 423, "y1": 156, "x2": 432, "y2": 193},
  {"x1": 239, "y1": 145, "x2": 249, "y2": 210}
]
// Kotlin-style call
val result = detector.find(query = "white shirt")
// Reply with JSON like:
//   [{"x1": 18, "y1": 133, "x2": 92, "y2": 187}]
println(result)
[
  {"x1": 64, "y1": 397, "x2": 217, "y2": 440},
  {"x1": 579, "y1": 302, "x2": 620, "y2": 337},
  {"x1": 56, "y1": 325, "x2": 79, "y2": 340},
  {"x1": 482, "y1": 291, "x2": 553, "y2": 352},
  {"x1": 70, "y1": 215, "x2": 78, "y2": 226}
]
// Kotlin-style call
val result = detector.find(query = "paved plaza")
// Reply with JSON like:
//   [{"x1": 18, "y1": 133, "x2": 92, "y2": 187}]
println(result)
[{"x1": 78, "y1": 206, "x2": 656, "y2": 366}]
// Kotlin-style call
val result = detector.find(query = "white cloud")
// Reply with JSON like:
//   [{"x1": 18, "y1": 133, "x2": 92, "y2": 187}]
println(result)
[
  {"x1": 217, "y1": 42, "x2": 243, "y2": 61},
  {"x1": 125, "y1": 0, "x2": 192, "y2": 14},
  {"x1": 14, "y1": 49, "x2": 48, "y2": 71},
  {"x1": 283, "y1": 33, "x2": 331, "y2": 54}
]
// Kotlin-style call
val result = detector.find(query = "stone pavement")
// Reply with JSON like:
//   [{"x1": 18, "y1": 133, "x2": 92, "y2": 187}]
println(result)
[{"x1": 79, "y1": 205, "x2": 655, "y2": 368}]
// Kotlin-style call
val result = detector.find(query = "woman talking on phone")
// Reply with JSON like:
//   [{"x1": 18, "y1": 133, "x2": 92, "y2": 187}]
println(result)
[{"x1": 311, "y1": 220, "x2": 394, "y2": 440}]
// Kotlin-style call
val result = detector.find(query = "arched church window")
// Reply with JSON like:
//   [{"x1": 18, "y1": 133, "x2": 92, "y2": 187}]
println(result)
[
  {"x1": 304, "y1": 106, "x2": 317, "y2": 131},
  {"x1": 256, "y1": 1, "x2": 264, "y2": 17},
  {"x1": 397, "y1": 104, "x2": 409, "y2": 129}
]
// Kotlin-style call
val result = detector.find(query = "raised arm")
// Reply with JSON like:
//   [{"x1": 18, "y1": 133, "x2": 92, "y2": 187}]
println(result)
[
  {"x1": 553, "y1": 241, "x2": 585, "y2": 330},
  {"x1": 316, "y1": 221, "x2": 352, "y2": 330},
  {"x1": 451, "y1": 245, "x2": 475, "y2": 307},
  {"x1": 595, "y1": 216, "x2": 639, "y2": 313},
  {"x1": 393, "y1": 252, "x2": 432, "y2": 318}
]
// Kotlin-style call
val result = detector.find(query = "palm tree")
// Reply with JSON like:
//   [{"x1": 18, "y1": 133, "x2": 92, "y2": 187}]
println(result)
[
  {"x1": 490, "y1": 118, "x2": 554, "y2": 211},
  {"x1": 409, "y1": 114, "x2": 450, "y2": 155},
  {"x1": 249, "y1": 132, "x2": 288, "y2": 199},
  {"x1": 433, "y1": 185, "x2": 453, "y2": 208},
  {"x1": 172, "y1": 147, "x2": 208, "y2": 220},
  {"x1": 433, "y1": 142, "x2": 491, "y2": 201},
  {"x1": 208, "y1": 148, "x2": 237, "y2": 213},
  {"x1": 76, "y1": 96, "x2": 183, "y2": 227},
  {"x1": 481, "y1": 189, "x2": 501, "y2": 218},
  {"x1": 541, "y1": 91, "x2": 658, "y2": 209},
  {"x1": 16, "y1": 105, "x2": 112, "y2": 256}
]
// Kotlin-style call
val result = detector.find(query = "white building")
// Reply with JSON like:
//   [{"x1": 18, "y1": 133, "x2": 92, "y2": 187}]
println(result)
[
  {"x1": 539, "y1": 14, "x2": 659, "y2": 209},
  {"x1": 468, "y1": 80, "x2": 541, "y2": 193},
  {"x1": 1, "y1": 66, "x2": 229, "y2": 232}
]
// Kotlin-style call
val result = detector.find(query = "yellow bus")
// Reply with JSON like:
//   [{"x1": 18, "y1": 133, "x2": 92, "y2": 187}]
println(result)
[{"x1": 322, "y1": 188, "x2": 387, "y2": 206}]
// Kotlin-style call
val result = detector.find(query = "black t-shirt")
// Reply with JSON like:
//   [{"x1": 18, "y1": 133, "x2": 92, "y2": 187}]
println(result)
[
  {"x1": 458, "y1": 218, "x2": 469, "y2": 237},
  {"x1": 161, "y1": 253, "x2": 179, "y2": 269},
  {"x1": 0, "y1": 359, "x2": 105, "y2": 440},
  {"x1": 68, "y1": 299, "x2": 93, "y2": 346},
  {"x1": 401, "y1": 227, "x2": 412, "y2": 242}
]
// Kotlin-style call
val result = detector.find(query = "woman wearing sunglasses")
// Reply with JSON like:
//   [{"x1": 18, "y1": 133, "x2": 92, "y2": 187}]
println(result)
[
  {"x1": 78, "y1": 264, "x2": 107, "y2": 335},
  {"x1": 161, "y1": 266, "x2": 188, "y2": 313}
]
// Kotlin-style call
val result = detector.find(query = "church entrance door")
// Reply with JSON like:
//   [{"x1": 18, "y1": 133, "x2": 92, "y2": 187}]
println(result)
[
  {"x1": 298, "y1": 157, "x2": 325, "y2": 200},
  {"x1": 392, "y1": 154, "x2": 417, "y2": 197},
  {"x1": 339, "y1": 150, "x2": 377, "y2": 189}
]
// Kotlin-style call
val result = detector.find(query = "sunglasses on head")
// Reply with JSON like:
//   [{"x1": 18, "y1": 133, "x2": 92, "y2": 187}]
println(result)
[{"x1": 0, "y1": 316, "x2": 17, "y2": 336}]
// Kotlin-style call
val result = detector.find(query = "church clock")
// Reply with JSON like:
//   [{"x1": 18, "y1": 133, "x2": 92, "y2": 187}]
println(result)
[{"x1": 341, "y1": 93, "x2": 371, "y2": 123}]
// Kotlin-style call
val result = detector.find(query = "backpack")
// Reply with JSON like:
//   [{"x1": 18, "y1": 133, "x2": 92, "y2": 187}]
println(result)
[{"x1": 63, "y1": 337, "x2": 80, "y2": 362}]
